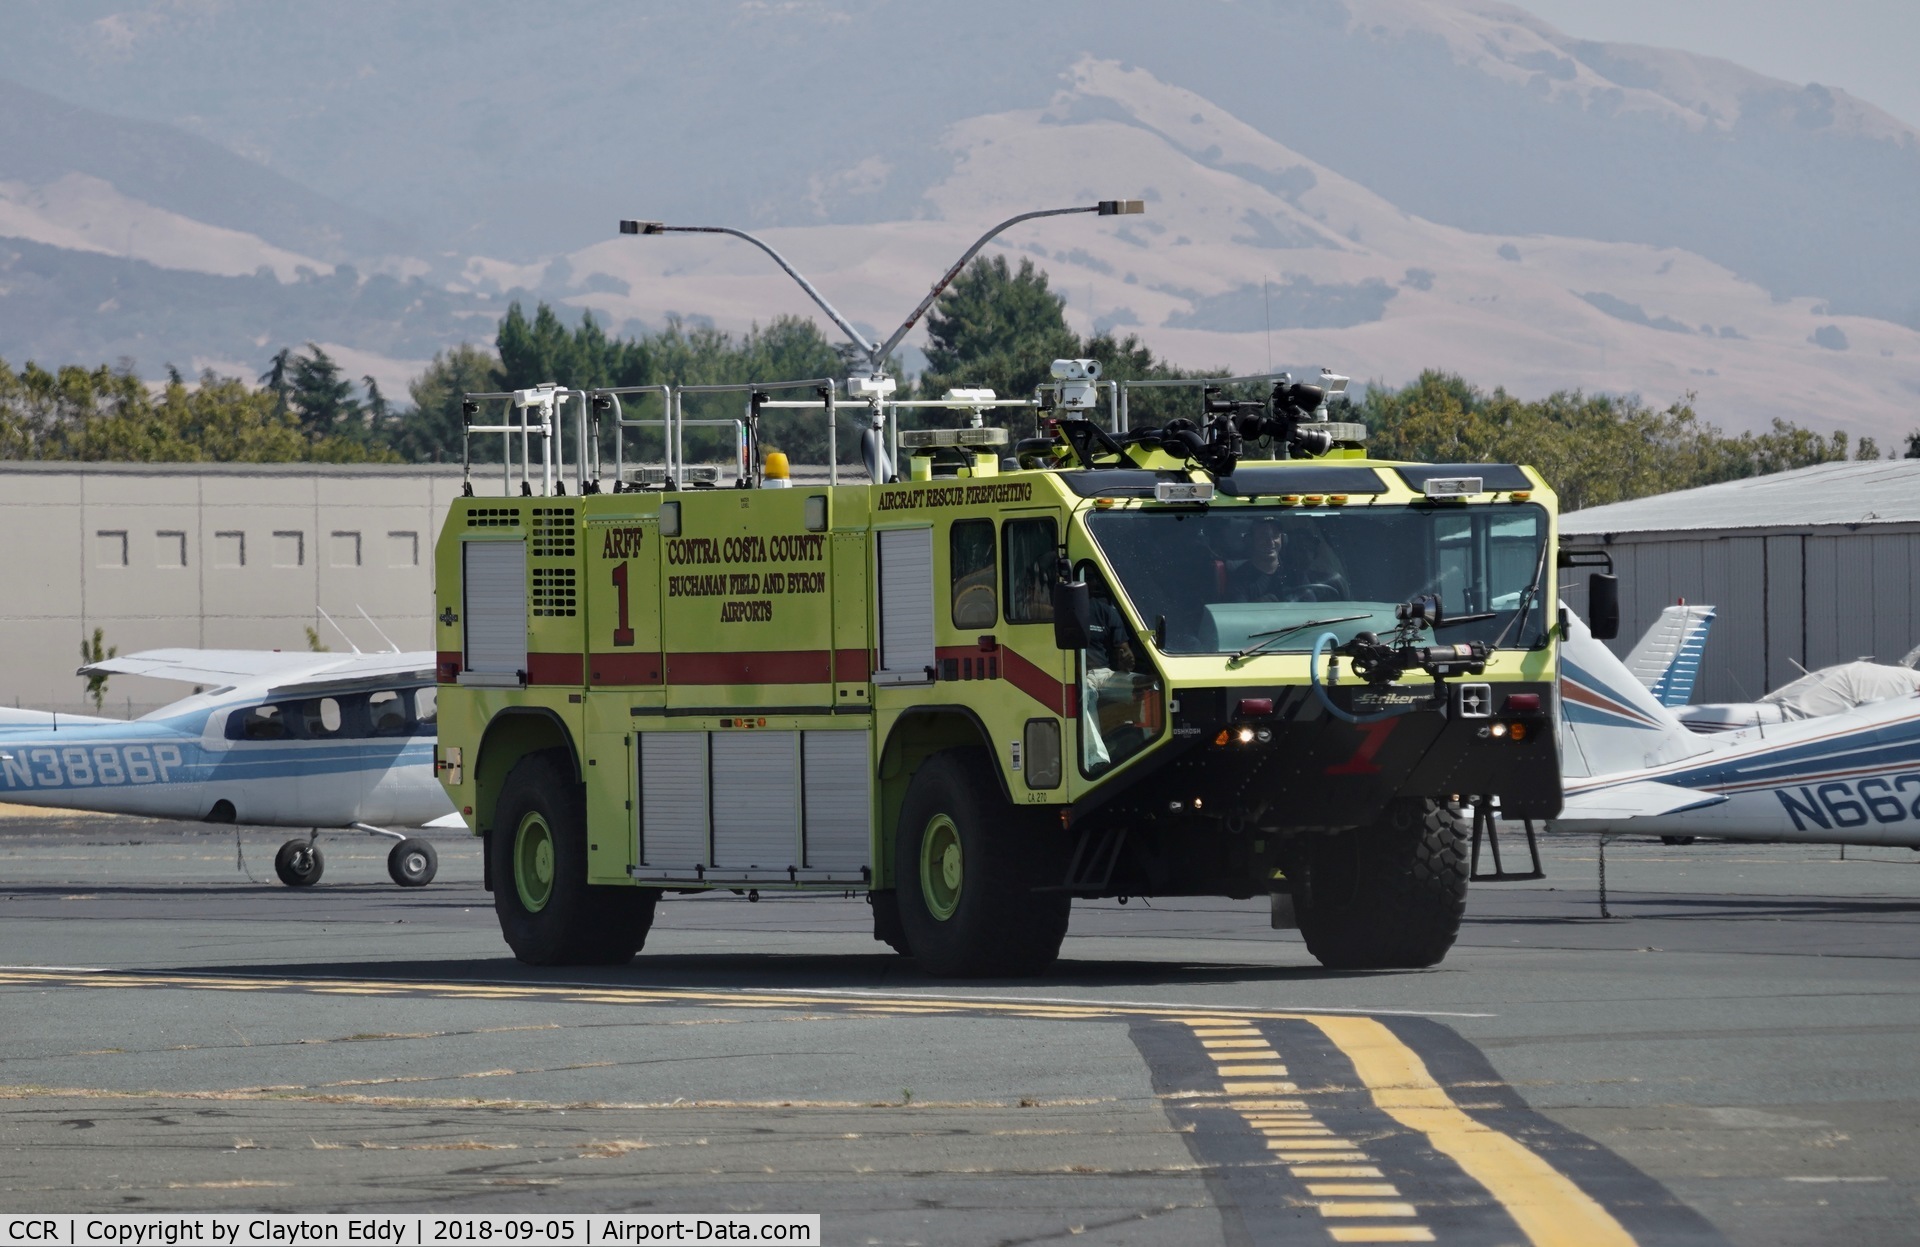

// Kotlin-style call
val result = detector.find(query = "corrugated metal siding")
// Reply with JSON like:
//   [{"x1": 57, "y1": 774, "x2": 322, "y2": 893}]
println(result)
[
  {"x1": 640, "y1": 731, "x2": 708, "y2": 868},
  {"x1": 1764, "y1": 536, "x2": 1804, "y2": 689},
  {"x1": 1713, "y1": 537, "x2": 1767, "y2": 703},
  {"x1": 1564, "y1": 524, "x2": 1920, "y2": 705},
  {"x1": 1830, "y1": 534, "x2": 1875, "y2": 664},
  {"x1": 710, "y1": 731, "x2": 800, "y2": 869},
  {"x1": 876, "y1": 528, "x2": 934, "y2": 683},
  {"x1": 802, "y1": 730, "x2": 870, "y2": 871},
  {"x1": 463, "y1": 542, "x2": 527, "y2": 675},
  {"x1": 1876, "y1": 534, "x2": 1916, "y2": 663},
  {"x1": 1804, "y1": 536, "x2": 1840, "y2": 669}
]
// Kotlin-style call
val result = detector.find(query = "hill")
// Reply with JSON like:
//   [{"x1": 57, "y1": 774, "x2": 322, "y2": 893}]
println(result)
[{"x1": 0, "y1": 1, "x2": 1916, "y2": 435}]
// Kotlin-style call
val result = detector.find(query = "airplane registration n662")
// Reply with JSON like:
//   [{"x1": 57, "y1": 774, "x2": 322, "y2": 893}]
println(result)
[{"x1": 0, "y1": 648, "x2": 460, "y2": 887}]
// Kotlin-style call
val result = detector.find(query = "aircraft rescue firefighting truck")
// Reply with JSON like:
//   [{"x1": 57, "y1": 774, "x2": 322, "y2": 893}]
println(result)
[{"x1": 433, "y1": 201, "x2": 1616, "y2": 976}]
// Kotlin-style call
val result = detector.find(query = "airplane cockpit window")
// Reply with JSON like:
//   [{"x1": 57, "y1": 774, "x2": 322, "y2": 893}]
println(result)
[
  {"x1": 237, "y1": 704, "x2": 289, "y2": 740},
  {"x1": 226, "y1": 687, "x2": 433, "y2": 740}
]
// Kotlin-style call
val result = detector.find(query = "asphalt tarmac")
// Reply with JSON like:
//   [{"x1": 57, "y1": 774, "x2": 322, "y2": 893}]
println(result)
[{"x1": 2, "y1": 809, "x2": 1917, "y2": 1246}]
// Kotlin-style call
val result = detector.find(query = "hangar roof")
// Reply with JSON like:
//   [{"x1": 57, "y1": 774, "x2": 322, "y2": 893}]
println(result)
[{"x1": 1561, "y1": 458, "x2": 1920, "y2": 536}]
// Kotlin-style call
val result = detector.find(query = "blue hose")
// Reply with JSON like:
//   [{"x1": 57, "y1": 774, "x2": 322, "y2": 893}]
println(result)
[{"x1": 1309, "y1": 631, "x2": 1416, "y2": 725}]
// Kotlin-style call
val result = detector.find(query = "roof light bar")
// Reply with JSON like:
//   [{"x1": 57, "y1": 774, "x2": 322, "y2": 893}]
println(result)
[{"x1": 1423, "y1": 477, "x2": 1483, "y2": 499}]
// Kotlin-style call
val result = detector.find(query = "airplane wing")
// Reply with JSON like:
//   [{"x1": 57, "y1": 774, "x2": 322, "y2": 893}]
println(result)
[
  {"x1": 1559, "y1": 780, "x2": 1728, "y2": 821},
  {"x1": 264, "y1": 656, "x2": 437, "y2": 700},
  {"x1": 79, "y1": 649, "x2": 435, "y2": 698},
  {"x1": 79, "y1": 649, "x2": 339, "y2": 685},
  {"x1": 0, "y1": 707, "x2": 123, "y2": 727}
]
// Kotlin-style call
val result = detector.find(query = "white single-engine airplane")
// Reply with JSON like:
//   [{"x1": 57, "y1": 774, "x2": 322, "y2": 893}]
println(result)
[
  {"x1": 1556, "y1": 610, "x2": 1920, "y2": 848},
  {"x1": 0, "y1": 649, "x2": 459, "y2": 887}
]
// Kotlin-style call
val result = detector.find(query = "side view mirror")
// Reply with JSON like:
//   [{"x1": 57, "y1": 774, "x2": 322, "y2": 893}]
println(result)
[
  {"x1": 1588, "y1": 573, "x2": 1620, "y2": 641},
  {"x1": 1052, "y1": 581, "x2": 1091, "y2": 650}
]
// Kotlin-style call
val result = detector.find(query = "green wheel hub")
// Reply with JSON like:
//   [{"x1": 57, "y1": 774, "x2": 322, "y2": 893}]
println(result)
[
  {"x1": 513, "y1": 812, "x2": 556, "y2": 913},
  {"x1": 919, "y1": 813, "x2": 964, "y2": 921}
]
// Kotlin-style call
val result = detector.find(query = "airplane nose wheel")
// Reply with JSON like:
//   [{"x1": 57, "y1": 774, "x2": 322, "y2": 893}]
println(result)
[
  {"x1": 274, "y1": 838, "x2": 325, "y2": 887},
  {"x1": 387, "y1": 838, "x2": 439, "y2": 888}
]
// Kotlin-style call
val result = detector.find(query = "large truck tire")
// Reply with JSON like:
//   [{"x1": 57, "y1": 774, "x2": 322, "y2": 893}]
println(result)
[
  {"x1": 1296, "y1": 799, "x2": 1468, "y2": 970},
  {"x1": 895, "y1": 748, "x2": 1070, "y2": 977},
  {"x1": 492, "y1": 748, "x2": 658, "y2": 966}
]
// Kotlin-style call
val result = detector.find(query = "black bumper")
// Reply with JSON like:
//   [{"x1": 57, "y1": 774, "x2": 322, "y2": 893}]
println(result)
[{"x1": 1082, "y1": 680, "x2": 1560, "y2": 832}]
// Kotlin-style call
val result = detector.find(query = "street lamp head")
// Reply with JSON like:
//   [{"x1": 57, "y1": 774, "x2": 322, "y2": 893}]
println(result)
[
  {"x1": 618, "y1": 219, "x2": 666, "y2": 235},
  {"x1": 1096, "y1": 199, "x2": 1146, "y2": 216}
]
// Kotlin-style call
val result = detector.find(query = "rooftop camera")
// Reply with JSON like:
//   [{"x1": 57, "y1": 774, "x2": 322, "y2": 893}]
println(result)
[{"x1": 1050, "y1": 358, "x2": 1101, "y2": 411}]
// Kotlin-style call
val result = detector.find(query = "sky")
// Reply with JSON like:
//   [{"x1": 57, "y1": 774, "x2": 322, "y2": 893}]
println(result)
[{"x1": 1512, "y1": 0, "x2": 1920, "y2": 128}]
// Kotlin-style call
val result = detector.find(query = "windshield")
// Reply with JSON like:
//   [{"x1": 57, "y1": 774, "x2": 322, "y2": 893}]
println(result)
[{"x1": 1086, "y1": 504, "x2": 1550, "y2": 654}]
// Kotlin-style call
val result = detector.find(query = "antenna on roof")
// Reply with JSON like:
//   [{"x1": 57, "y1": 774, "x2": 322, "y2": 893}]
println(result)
[
  {"x1": 356, "y1": 606, "x2": 400, "y2": 654},
  {"x1": 316, "y1": 607, "x2": 363, "y2": 656}
]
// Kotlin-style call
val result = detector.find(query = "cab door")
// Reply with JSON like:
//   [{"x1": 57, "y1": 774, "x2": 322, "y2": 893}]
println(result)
[{"x1": 997, "y1": 510, "x2": 1072, "y2": 802}]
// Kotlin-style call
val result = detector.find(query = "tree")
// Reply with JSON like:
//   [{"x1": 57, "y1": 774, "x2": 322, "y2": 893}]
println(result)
[
  {"x1": 398, "y1": 343, "x2": 500, "y2": 463},
  {"x1": 288, "y1": 344, "x2": 359, "y2": 439},
  {"x1": 363, "y1": 375, "x2": 390, "y2": 422},
  {"x1": 79, "y1": 627, "x2": 116, "y2": 713},
  {"x1": 257, "y1": 347, "x2": 293, "y2": 414},
  {"x1": 0, "y1": 357, "x2": 394, "y2": 464},
  {"x1": 1355, "y1": 371, "x2": 1854, "y2": 511},
  {"x1": 919, "y1": 255, "x2": 1080, "y2": 401}
]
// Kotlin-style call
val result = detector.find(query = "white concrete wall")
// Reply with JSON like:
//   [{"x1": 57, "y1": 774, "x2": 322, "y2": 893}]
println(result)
[{"x1": 1, "y1": 464, "x2": 474, "y2": 717}]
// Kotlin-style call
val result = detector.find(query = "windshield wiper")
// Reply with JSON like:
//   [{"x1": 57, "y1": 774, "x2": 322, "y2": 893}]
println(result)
[
  {"x1": 1491, "y1": 536, "x2": 1553, "y2": 650},
  {"x1": 1228, "y1": 614, "x2": 1370, "y2": 665},
  {"x1": 1434, "y1": 611, "x2": 1496, "y2": 627}
]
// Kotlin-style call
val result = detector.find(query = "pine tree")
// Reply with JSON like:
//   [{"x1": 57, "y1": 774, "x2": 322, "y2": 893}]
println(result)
[{"x1": 288, "y1": 344, "x2": 360, "y2": 439}]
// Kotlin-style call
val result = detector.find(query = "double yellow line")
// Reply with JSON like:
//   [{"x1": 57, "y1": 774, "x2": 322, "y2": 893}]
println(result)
[{"x1": 0, "y1": 968, "x2": 1638, "y2": 1245}]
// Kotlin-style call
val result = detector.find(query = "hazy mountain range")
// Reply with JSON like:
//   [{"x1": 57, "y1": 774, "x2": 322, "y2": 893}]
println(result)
[{"x1": 2, "y1": 0, "x2": 1917, "y2": 442}]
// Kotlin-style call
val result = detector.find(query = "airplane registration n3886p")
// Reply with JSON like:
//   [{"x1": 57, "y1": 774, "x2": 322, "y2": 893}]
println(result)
[{"x1": 0, "y1": 648, "x2": 460, "y2": 887}]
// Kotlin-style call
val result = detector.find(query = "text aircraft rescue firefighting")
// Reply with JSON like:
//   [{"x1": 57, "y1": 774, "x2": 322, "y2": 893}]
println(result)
[{"x1": 433, "y1": 202, "x2": 1611, "y2": 975}]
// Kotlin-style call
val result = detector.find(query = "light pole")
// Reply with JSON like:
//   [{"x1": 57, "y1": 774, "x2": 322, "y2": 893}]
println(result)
[{"x1": 619, "y1": 199, "x2": 1145, "y2": 479}]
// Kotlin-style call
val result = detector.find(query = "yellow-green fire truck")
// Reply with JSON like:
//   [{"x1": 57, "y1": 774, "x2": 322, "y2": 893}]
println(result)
[{"x1": 433, "y1": 360, "x2": 1573, "y2": 976}]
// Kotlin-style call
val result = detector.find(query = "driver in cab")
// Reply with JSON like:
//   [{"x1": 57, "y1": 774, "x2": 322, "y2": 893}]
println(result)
[{"x1": 1230, "y1": 518, "x2": 1348, "y2": 602}]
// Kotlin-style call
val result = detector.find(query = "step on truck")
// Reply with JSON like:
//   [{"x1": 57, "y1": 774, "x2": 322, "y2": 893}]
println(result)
[{"x1": 434, "y1": 208, "x2": 1599, "y2": 975}]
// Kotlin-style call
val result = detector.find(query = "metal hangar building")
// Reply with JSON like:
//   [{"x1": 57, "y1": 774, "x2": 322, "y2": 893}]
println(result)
[{"x1": 1559, "y1": 459, "x2": 1920, "y2": 704}]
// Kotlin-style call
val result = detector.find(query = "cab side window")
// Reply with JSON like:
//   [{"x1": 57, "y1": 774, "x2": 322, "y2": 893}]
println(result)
[
  {"x1": 413, "y1": 687, "x2": 437, "y2": 729},
  {"x1": 1003, "y1": 518, "x2": 1056, "y2": 623},
  {"x1": 950, "y1": 519, "x2": 998, "y2": 629}
]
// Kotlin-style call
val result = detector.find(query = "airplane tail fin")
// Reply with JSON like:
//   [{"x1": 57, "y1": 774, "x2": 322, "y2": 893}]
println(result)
[
  {"x1": 1560, "y1": 604, "x2": 1715, "y2": 778},
  {"x1": 1623, "y1": 604, "x2": 1716, "y2": 707}
]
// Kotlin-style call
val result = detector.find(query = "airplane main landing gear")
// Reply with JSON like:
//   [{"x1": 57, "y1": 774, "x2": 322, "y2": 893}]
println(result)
[
  {"x1": 387, "y1": 838, "x2": 439, "y2": 887},
  {"x1": 266, "y1": 824, "x2": 439, "y2": 888},
  {"x1": 274, "y1": 836, "x2": 325, "y2": 887}
]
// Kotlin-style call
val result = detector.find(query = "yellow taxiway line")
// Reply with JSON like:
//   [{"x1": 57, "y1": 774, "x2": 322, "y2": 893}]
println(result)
[{"x1": 0, "y1": 967, "x2": 1640, "y2": 1245}]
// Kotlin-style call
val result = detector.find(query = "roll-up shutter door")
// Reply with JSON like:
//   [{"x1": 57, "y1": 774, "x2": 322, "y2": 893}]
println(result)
[
  {"x1": 464, "y1": 542, "x2": 527, "y2": 676},
  {"x1": 639, "y1": 731, "x2": 709, "y2": 868},
  {"x1": 802, "y1": 731, "x2": 870, "y2": 871},
  {"x1": 876, "y1": 527, "x2": 934, "y2": 684},
  {"x1": 710, "y1": 731, "x2": 800, "y2": 869}
]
